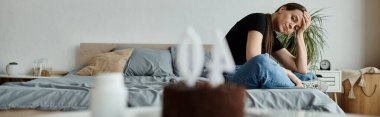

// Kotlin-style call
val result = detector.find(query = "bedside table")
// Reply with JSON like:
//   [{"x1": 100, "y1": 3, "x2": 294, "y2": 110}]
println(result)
[
  {"x1": 315, "y1": 70, "x2": 342, "y2": 102},
  {"x1": 0, "y1": 74, "x2": 62, "y2": 85}
]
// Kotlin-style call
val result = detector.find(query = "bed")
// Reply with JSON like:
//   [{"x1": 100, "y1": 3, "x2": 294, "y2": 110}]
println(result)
[{"x1": 0, "y1": 43, "x2": 344, "y2": 117}]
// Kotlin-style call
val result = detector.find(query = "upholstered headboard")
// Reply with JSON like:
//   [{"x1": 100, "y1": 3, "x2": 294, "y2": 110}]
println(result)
[{"x1": 79, "y1": 43, "x2": 212, "y2": 66}]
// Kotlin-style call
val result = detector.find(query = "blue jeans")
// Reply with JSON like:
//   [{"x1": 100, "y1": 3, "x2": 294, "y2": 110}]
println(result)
[{"x1": 225, "y1": 54, "x2": 316, "y2": 89}]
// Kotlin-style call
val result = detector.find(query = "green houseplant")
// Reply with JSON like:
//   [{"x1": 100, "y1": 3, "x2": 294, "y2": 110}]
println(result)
[{"x1": 277, "y1": 9, "x2": 327, "y2": 69}]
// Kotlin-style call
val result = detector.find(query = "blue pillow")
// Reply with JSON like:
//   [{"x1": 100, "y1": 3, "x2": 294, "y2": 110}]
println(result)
[
  {"x1": 124, "y1": 48, "x2": 175, "y2": 76},
  {"x1": 169, "y1": 47, "x2": 212, "y2": 77}
]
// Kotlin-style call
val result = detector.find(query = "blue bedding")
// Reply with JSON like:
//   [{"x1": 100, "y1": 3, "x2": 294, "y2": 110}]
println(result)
[{"x1": 0, "y1": 72, "x2": 344, "y2": 114}]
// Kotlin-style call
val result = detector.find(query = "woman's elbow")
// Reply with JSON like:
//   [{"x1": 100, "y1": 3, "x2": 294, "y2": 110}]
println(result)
[
  {"x1": 297, "y1": 69, "x2": 308, "y2": 74},
  {"x1": 246, "y1": 53, "x2": 260, "y2": 61}
]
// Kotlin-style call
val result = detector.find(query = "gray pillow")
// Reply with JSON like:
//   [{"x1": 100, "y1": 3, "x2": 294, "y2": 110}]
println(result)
[
  {"x1": 169, "y1": 47, "x2": 212, "y2": 77},
  {"x1": 124, "y1": 48, "x2": 175, "y2": 76}
]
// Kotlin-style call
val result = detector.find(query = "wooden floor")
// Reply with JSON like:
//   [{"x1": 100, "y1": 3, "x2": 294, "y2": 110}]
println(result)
[{"x1": 0, "y1": 110, "x2": 61, "y2": 117}]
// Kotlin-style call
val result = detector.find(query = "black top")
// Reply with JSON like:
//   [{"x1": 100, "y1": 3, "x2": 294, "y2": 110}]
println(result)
[{"x1": 226, "y1": 13, "x2": 284, "y2": 65}]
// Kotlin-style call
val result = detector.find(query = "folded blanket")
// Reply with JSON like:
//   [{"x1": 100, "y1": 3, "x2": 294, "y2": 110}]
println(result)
[{"x1": 341, "y1": 67, "x2": 380, "y2": 99}]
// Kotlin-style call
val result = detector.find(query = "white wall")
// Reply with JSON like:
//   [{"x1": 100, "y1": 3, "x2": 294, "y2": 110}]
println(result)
[{"x1": 0, "y1": 0, "x2": 379, "y2": 74}]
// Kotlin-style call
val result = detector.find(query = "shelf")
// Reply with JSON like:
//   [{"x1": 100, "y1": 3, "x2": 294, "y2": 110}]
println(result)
[{"x1": 0, "y1": 74, "x2": 62, "y2": 79}]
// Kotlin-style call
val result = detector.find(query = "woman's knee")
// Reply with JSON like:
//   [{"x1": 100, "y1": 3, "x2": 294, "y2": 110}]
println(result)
[
  {"x1": 246, "y1": 54, "x2": 274, "y2": 66},
  {"x1": 247, "y1": 54, "x2": 278, "y2": 71}
]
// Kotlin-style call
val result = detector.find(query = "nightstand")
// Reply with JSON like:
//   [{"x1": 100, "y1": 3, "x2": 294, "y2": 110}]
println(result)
[
  {"x1": 315, "y1": 70, "x2": 342, "y2": 102},
  {"x1": 0, "y1": 74, "x2": 62, "y2": 85}
]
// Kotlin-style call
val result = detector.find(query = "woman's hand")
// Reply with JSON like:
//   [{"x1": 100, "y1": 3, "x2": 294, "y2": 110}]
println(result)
[
  {"x1": 291, "y1": 74, "x2": 304, "y2": 87},
  {"x1": 282, "y1": 67, "x2": 304, "y2": 87},
  {"x1": 295, "y1": 80, "x2": 304, "y2": 87},
  {"x1": 296, "y1": 11, "x2": 311, "y2": 34}
]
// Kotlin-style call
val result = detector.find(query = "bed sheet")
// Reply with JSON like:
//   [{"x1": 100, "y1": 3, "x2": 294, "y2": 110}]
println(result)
[{"x1": 0, "y1": 71, "x2": 344, "y2": 114}]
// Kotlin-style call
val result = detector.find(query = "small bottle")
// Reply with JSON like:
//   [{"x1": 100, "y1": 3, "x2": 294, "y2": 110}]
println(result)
[
  {"x1": 33, "y1": 60, "x2": 38, "y2": 76},
  {"x1": 91, "y1": 73, "x2": 127, "y2": 117}
]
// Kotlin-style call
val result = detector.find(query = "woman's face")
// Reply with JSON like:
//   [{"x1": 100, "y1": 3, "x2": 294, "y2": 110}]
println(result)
[{"x1": 274, "y1": 7, "x2": 304, "y2": 34}]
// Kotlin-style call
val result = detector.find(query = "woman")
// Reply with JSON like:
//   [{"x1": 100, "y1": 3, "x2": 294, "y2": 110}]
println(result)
[{"x1": 225, "y1": 3, "x2": 315, "y2": 89}]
